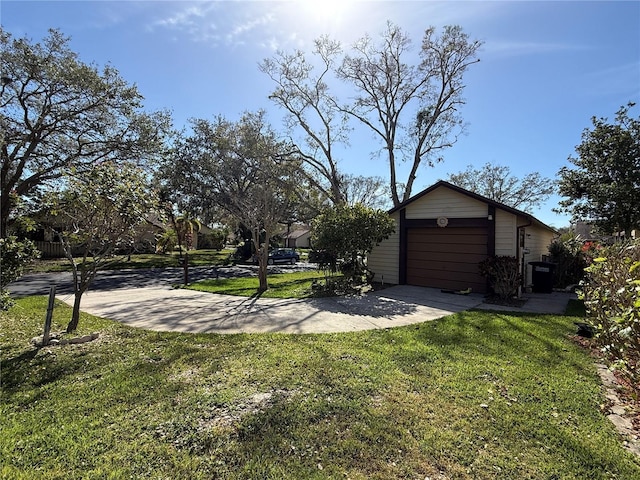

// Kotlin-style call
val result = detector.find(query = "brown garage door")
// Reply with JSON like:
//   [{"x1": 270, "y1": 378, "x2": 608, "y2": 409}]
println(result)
[{"x1": 406, "y1": 227, "x2": 488, "y2": 293}]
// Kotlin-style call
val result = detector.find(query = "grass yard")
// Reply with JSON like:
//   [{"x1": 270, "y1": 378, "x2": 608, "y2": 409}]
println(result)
[
  {"x1": 1, "y1": 297, "x2": 639, "y2": 479},
  {"x1": 29, "y1": 249, "x2": 235, "y2": 273},
  {"x1": 187, "y1": 270, "x2": 338, "y2": 298}
]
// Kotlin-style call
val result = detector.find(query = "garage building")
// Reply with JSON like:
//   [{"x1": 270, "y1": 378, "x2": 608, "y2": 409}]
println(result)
[{"x1": 367, "y1": 181, "x2": 556, "y2": 294}]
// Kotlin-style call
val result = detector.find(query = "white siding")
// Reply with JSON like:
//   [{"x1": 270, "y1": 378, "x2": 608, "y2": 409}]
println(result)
[
  {"x1": 495, "y1": 209, "x2": 517, "y2": 256},
  {"x1": 405, "y1": 187, "x2": 487, "y2": 219},
  {"x1": 522, "y1": 223, "x2": 556, "y2": 288},
  {"x1": 367, "y1": 212, "x2": 400, "y2": 284}
]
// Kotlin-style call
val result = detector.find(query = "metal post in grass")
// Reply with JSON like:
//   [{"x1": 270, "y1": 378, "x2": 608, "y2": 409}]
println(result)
[{"x1": 42, "y1": 284, "x2": 56, "y2": 345}]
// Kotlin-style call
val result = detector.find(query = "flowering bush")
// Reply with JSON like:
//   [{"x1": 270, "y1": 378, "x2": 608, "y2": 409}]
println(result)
[{"x1": 580, "y1": 239, "x2": 640, "y2": 394}]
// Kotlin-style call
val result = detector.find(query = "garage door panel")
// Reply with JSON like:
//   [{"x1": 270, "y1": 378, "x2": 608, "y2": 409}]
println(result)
[
  {"x1": 407, "y1": 244, "x2": 487, "y2": 258},
  {"x1": 408, "y1": 233, "x2": 487, "y2": 246},
  {"x1": 409, "y1": 259, "x2": 483, "y2": 274},
  {"x1": 406, "y1": 226, "x2": 488, "y2": 293}
]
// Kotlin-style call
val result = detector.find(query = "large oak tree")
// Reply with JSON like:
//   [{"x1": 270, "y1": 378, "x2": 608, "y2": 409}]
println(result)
[
  {"x1": 261, "y1": 23, "x2": 481, "y2": 209},
  {"x1": 339, "y1": 23, "x2": 481, "y2": 206},
  {"x1": 0, "y1": 28, "x2": 170, "y2": 237},
  {"x1": 160, "y1": 111, "x2": 300, "y2": 291}
]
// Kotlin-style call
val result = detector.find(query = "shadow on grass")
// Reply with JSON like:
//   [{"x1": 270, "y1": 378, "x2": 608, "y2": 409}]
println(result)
[{"x1": 406, "y1": 310, "x2": 592, "y2": 375}]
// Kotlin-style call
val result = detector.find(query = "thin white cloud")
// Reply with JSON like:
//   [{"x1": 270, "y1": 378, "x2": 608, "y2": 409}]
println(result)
[
  {"x1": 486, "y1": 40, "x2": 591, "y2": 58},
  {"x1": 225, "y1": 12, "x2": 275, "y2": 46},
  {"x1": 582, "y1": 61, "x2": 640, "y2": 98}
]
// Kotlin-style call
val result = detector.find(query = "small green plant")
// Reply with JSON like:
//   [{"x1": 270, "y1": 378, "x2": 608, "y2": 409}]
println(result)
[
  {"x1": 0, "y1": 236, "x2": 40, "y2": 310},
  {"x1": 479, "y1": 255, "x2": 520, "y2": 299},
  {"x1": 580, "y1": 239, "x2": 640, "y2": 395}
]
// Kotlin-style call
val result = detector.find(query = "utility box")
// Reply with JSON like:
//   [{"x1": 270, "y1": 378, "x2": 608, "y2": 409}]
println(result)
[{"x1": 529, "y1": 261, "x2": 556, "y2": 293}]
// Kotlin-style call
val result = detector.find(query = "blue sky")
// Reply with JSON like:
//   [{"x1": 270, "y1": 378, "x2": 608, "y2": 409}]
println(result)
[{"x1": 3, "y1": 1, "x2": 639, "y2": 227}]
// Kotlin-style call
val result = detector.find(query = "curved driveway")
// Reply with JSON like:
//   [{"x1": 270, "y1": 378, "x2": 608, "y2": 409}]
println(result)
[
  {"x1": 11, "y1": 265, "x2": 573, "y2": 334},
  {"x1": 54, "y1": 284, "x2": 484, "y2": 334}
]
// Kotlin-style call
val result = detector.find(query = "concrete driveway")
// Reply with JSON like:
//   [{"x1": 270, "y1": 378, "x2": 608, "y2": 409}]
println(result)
[{"x1": 56, "y1": 285, "x2": 485, "y2": 334}]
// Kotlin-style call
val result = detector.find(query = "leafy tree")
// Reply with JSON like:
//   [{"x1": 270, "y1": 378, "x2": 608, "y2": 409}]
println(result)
[
  {"x1": 198, "y1": 228, "x2": 227, "y2": 250},
  {"x1": 45, "y1": 162, "x2": 157, "y2": 332},
  {"x1": 0, "y1": 236, "x2": 40, "y2": 310},
  {"x1": 447, "y1": 163, "x2": 555, "y2": 212},
  {"x1": 557, "y1": 103, "x2": 640, "y2": 235},
  {"x1": 159, "y1": 111, "x2": 299, "y2": 292},
  {"x1": 338, "y1": 23, "x2": 481, "y2": 207},
  {"x1": 311, "y1": 204, "x2": 395, "y2": 282},
  {"x1": 0, "y1": 28, "x2": 171, "y2": 238}
]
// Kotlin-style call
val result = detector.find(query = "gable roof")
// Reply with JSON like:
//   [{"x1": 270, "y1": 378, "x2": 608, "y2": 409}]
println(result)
[
  {"x1": 285, "y1": 227, "x2": 311, "y2": 239},
  {"x1": 388, "y1": 180, "x2": 556, "y2": 232}
]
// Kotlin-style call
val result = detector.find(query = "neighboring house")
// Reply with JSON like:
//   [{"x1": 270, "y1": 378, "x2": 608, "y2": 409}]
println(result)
[
  {"x1": 285, "y1": 227, "x2": 312, "y2": 248},
  {"x1": 29, "y1": 213, "x2": 165, "y2": 258},
  {"x1": 367, "y1": 180, "x2": 556, "y2": 294},
  {"x1": 574, "y1": 220, "x2": 637, "y2": 244}
]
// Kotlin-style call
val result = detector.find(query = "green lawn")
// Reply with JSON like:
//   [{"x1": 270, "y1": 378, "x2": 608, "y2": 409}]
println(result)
[
  {"x1": 187, "y1": 270, "x2": 337, "y2": 298},
  {"x1": 29, "y1": 249, "x2": 236, "y2": 273},
  {"x1": 1, "y1": 297, "x2": 638, "y2": 479}
]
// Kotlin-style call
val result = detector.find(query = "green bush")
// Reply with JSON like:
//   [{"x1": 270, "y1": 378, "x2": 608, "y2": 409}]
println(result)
[
  {"x1": 581, "y1": 239, "x2": 640, "y2": 394},
  {"x1": 311, "y1": 204, "x2": 395, "y2": 283},
  {"x1": 0, "y1": 236, "x2": 40, "y2": 310},
  {"x1": 198, "y1": 229, "x2": 226, "y2": 250},
  {"x1": 547, "y1": 234, "x2": 588, "y2": 288},
  {"x1": 479, "y1": 255, "x2": 520, "y2": 299}
]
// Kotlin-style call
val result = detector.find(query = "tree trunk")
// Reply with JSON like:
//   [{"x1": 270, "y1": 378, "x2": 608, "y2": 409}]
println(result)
[
  {"x1": 183, "y1": 251, "x2": 189, "y2": 286},
  {"x1": 66, "y1": 291, "x2": 83, "y2": 333}
]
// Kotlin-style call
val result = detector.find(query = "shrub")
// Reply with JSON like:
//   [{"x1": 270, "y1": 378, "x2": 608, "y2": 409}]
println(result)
[
  {"x1": 198, "y1": 229, "x2": 226, "y2": 250},
  {"x1": 547, "y1": 234, "x2": 588, "y2": 288},
  {"x1": 580, "y1": 239, "x2": 640, "y2": 394},
  {"x1": 479, "y1": 255, "x2": 520, "y2": 299},
  {"x1": 0, "y1": 236, "x2": 40, "y2": 310},
  {"x1": 311, "y1": 204, "x2": 395, "y2": 283}
]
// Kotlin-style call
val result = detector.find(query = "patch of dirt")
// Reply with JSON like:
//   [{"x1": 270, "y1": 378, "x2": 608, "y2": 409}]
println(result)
[
  {"x1": 482, "y1": 296, "x2": 528, "y2": 308},
  {"x1": 197, "y1": 388, "x2": 299, "y2": 431}
]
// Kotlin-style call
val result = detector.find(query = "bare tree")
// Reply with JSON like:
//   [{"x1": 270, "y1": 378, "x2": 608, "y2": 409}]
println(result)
[
  {"x1": 338, "y1": 23, "x2": 481, "y2": 206},
  {"x1": 447, "y1": 163, "x2": 555, "y2": 212},
  {"x1": 449, "y1": 163, "x2": 555, "y2": 212},
  {"x1": 260, "y1": 37, "x2": 349, "y2": 206},
  {"x1": 341, "y1": 174, "x2": 391, "y2": 210}
]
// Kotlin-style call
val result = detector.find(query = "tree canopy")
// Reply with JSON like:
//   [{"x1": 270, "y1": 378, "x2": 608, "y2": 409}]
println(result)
[
  {"x1": 158, "y1": 111, "x2": 300, "y2": 291},
  {"x1": 339, "y1": 23, "x2": 481, "y2": 207},
  {"x1": 557, "y1": 103, "x2": 640, "y2": 235},
  {"x1": 0, "y1": 28, "x2": 171, "y2": 237},
  {"x1": 447, "y1": 163, "x2": 555, "y2": 212}
]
